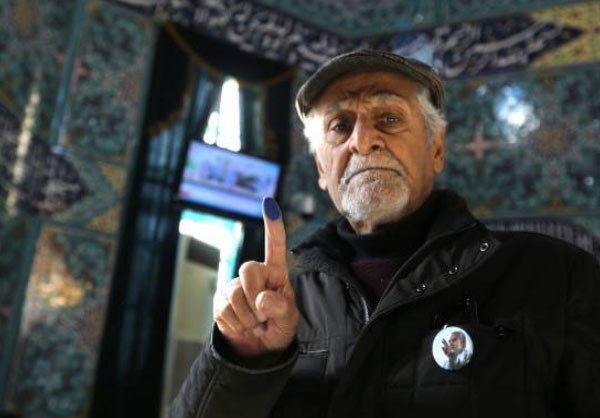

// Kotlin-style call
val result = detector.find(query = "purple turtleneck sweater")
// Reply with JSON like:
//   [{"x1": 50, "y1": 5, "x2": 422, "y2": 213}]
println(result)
[{"x1": 336, "y1": 193, "x2": 439, "y2": 305}]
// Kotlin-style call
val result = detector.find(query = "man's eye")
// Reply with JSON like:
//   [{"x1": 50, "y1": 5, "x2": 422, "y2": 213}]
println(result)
[
  {"x1": 383, "y1": 115, "x2": 399, "y2": 125},
  {"x1": 331, "y1": 121, "x2": 350, "y2": 133}
]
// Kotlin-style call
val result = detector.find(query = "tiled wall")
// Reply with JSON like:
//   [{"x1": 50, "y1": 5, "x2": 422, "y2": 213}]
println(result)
[
  {"x1": 0, "y1": 0, "x2": 155, "y2": 416},
  {"x1": 251, "y1": 0, "x2": 590, "y2": 38},
  {"x1": 441, "y1": 67, "x2": 600, "y2": 217}
]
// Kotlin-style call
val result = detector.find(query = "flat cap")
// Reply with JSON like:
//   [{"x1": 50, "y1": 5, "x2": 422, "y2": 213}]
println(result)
[{"x1": 295, "y1": 49, "x2": 445, "y2": 120}]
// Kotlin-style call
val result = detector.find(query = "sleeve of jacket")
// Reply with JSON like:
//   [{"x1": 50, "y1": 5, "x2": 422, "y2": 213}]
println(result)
[
  {"x1": 169, "y1": 326, "x2": 298, "y2": 418},
  {"x1": 557, "y1": 249, "x2": 600, "y2": 417}
]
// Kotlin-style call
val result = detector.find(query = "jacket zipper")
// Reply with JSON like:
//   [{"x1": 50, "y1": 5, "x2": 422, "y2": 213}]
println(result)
[
  {"x1": 343, "y1": 221, "x2": 478, "y2": 328},
  {"x1": 346, "y1": 283, "x2": 371, "y2": 324}
]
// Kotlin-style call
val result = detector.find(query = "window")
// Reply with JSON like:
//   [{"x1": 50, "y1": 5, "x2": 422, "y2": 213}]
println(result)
[{"x1": 202, "y1": 78, "x2": 241, "y2": 152}]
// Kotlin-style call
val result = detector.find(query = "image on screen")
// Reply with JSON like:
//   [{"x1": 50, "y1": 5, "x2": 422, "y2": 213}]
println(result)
[{"x1": 177, "y1": 141, "x2": 281, "y2": 219}]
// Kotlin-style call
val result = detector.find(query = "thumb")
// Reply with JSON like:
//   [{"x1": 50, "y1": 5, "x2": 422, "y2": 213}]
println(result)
[
  {"x1": 256, "y1": 290, "x2": 289, "y2": 318},
  {"x1": 256, "y1": 290, "x2": 297, "y2": 331}
]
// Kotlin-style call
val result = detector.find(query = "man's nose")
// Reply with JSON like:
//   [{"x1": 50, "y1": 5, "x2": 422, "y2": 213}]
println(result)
[{"x1": 348, "y1": 118, "x2": 385, "y2": 155}]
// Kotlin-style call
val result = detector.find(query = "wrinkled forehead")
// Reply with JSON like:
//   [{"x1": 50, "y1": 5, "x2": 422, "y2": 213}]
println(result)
[
  {"x1": 309, "y1": 71, "x2": 420, "y2": 117},
  {"x1": 316, "y1": 90, "x2": 417, "y2": 123},
  {"x1": 327, "y1": 88, "x2": 407, "y2": 111}
]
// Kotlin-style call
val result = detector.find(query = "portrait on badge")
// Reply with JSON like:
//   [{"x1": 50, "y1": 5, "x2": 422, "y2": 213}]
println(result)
[{"x1": 432, "y1": 326, "x2": 473, "y2": 371}]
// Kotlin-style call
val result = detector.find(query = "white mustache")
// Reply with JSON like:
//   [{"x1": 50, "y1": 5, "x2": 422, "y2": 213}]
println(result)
[{"x1": 340, "y1": 152, "x2": 406, "y2": 185}]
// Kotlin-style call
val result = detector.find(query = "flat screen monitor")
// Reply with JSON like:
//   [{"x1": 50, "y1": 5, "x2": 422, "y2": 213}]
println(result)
[{"x1": 175, "y1": 141, "x2": 281, "y2": 221}]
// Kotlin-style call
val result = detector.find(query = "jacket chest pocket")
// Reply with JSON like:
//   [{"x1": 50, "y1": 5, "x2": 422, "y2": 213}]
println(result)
[
  {"x1": 383, "y1": 319, "x2": 526, "y2": 417},
  {"x1": 273, "y1": 350, "x2": 329, "y2": 418},
  {"x1": 289, "y1": 350, "x2": 328, "y2": 387},
  {"x1": 467, "y1": 319, "x2": 526, "y2": 416}
]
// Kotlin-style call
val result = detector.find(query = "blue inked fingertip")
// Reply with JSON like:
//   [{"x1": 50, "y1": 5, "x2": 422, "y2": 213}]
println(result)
[{"x1": 262, "y1": 197, "x2": 281, "y2": 220}]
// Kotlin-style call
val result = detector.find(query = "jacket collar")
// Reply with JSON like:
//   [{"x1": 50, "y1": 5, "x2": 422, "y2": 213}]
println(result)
[
  {"x1": 424, "y1": 190, "x2": 479, "y2": 241},
  {"x1": 293, "y1": 189, "x2": 479, "y2": 267}
]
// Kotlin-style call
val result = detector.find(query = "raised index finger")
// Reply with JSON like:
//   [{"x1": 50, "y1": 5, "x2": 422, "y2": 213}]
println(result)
[{"x1": 262, "y1": 197, "x2": 288, "y2": 270}]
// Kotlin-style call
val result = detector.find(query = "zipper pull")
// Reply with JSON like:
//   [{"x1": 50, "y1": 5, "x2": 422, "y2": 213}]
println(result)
[
  {"x1": 345, "y1": 283, "x2": 371, "y2": 324},
  {"x1": 464, "y1": 296, "x2": 479, "y2": 324}
]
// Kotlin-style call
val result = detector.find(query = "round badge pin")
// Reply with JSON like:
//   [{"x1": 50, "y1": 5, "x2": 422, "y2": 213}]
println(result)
[{"x1": 432, "y1": 326, "x2": 473, "y2": 371}]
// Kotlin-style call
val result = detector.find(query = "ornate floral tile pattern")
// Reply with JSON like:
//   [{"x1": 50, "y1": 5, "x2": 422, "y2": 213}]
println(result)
[
  {"x1": 0, "y1": 0, "x2": 155, "y2": 416},
  {"x1": 62, "y1": 2, "x2": 152, "y2": 164},
  {"x1": 5, "y1": 227, "x2": 113, "y2": 417},
  {"x1": 0, "y1": 102, "x2": 88, "y2": 215},
  {"x1": 0, "y1": 0, "x2": 76, "y2": 137},
  {"x1": 439, "y1": 66, "x2": 600, "y2": 216}
]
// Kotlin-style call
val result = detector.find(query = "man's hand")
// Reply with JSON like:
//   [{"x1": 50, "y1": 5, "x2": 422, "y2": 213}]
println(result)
[
  {"x1": 441, "y1": 339, "x2": 449, "y2": 356},
  {"x1": 213, "y1": 197, "x2": 299, "y2": 358}
]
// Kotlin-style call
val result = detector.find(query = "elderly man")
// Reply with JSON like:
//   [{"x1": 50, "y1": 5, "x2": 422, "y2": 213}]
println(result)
[{"x1": 170, "y1": 50, "x2": 600, "y2": 417}]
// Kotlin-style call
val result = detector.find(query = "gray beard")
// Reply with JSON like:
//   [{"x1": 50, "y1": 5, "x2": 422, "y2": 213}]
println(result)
[{"x1": 338, "y1": 151, "x2": 410, "y2": 228}]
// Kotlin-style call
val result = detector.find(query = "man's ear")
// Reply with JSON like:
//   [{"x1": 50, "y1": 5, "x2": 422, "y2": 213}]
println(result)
[
  {"x1": 432, "y1": 125, "x2": 446, "y2": 174},
  {"x1": 313, "y1": 153, "x2": 328, "y2": 191}
]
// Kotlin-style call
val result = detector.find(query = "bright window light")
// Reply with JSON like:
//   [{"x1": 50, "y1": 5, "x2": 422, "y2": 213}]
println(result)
[
  {"x1": 202, "y1": 78, "x2": 241, "y2": 152},
  {"x1": 202, "y1": 111, "x2": 219, "y2": 145},
  {"x1": 495, "y1": 85, "x2": 539, "y2": 144}
]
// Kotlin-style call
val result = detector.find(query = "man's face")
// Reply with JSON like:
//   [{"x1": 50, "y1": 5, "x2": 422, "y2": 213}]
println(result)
[
  {"x1": 447, "y1": 332, "x2": 465, "y2": 355},
  {"x1": 308, "y1": 71, "x2": 445, "y2": 234}
]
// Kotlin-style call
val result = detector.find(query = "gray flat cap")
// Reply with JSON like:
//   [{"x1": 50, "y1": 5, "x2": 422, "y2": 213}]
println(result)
[{"x1": 295, "y1": 49, "x2": 445, "y2": 120}]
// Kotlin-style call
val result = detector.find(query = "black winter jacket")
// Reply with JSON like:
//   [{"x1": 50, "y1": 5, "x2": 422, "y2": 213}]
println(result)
[{"x1": 170, "y1": 191, "x2": 600, "y2": 418}]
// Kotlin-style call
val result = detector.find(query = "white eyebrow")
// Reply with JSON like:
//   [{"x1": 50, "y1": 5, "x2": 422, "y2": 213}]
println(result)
[
  {"x1": 324, "y1": 89, "x2": 408, "y2": 115},
  {"x1": 370, "y1": 91, "x2": 407, "y2": 103}
]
